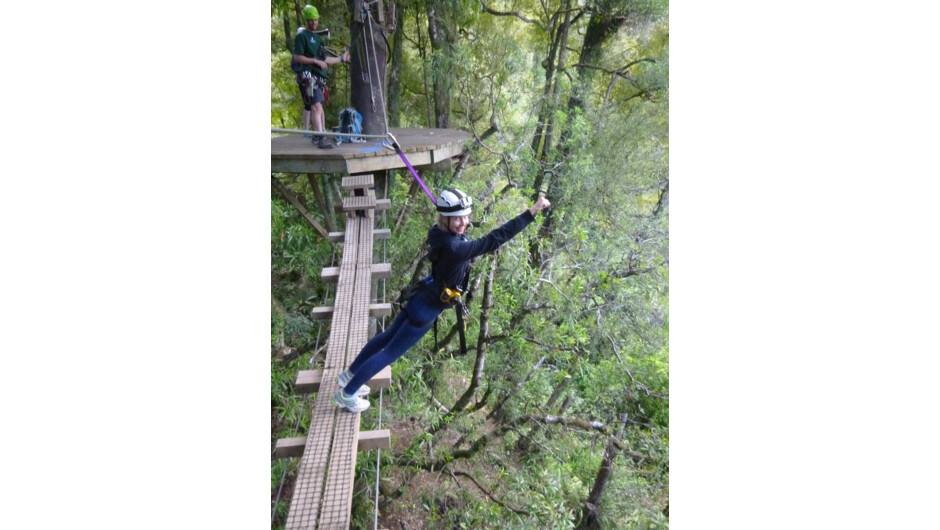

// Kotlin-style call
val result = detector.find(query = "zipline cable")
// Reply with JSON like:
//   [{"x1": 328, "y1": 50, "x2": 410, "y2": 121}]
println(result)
[
  {"x1": 271, "y1": 127, "x2": 388, "y2": 139},
  {"x1": 373, "y1": 169, "x2": 389, "y2": 530},
  {"x1": 362, "y1": 6, "x2": 437, "y2": 206}
]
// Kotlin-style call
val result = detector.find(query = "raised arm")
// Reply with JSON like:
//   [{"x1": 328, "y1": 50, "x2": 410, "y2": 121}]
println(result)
[{"x1": 450, "y1": 198, "x2": 551, "y2": 261}]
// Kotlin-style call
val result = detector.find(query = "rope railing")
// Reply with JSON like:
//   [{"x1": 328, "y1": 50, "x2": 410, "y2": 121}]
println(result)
[
  {"x1": 271, "y1": 243, "x2": 338, "y2": 525},
  {"x1": 373, "y1": 171, "x2": 389, "y2": 530}
]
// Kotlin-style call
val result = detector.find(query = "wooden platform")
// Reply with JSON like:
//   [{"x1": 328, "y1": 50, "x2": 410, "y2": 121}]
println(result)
[
  {"x1": 271, "y1": 127, "x2": 471, "y2": 174},
  {"x1": 284, "y1": 186, "x2": 392, "y2": 530}
]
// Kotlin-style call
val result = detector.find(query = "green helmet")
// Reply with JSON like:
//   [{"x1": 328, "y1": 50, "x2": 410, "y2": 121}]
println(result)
[{"x1": 302, "y1": 5, "x2": 319, "y2": 21}]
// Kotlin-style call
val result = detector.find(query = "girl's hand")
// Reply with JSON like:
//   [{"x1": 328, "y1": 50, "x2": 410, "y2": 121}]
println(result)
[{"x1": 529, "y1": 197, "x2": 551, "y2": 216}]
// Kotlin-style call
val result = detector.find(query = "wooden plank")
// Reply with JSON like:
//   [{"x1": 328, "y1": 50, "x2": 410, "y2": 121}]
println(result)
[
  {"x1": 311, "y1": 306, "x2": 333, "y2": 321},
  {"x1": 274, "y1": 430, "x2": 392, "y2": 459},
  {"x1": 311, "y1": 303, "x2": 391, "y2": 320},
  {"x1": 295, "y1": 365, "x2": 392, "y2": 393},
  {"x1": 371, "y1": 263, "x2": 392, "y2": 279},
  {"x1": 329, "y1": 228, "x2": 390, "y2": 242},
  {"x1": 288, "y1": 213, "x2": 368, "y2": 529},
  {"x1": 321, "y1": 263, "x2": 391, "y2": 283},
  {"x1": 367, "y1": 365, "x2": 392, "y2": 389},
  {"x1": 294, "y1": 370, "x2": 323, "y2": 393},
  {"x1": 271, "y1": 127, "x2": 472, "y2": 174},
  {"x1": 341, "y1": 174, "x2": 374, "y2": 189},
  {"x1": 316, "y1": 205, "x2": 377, "y2": 528},
  {"x1": 341, "y1": 195, "x2": 376, "y2": 212},
  {"x1": 319, "y1": 407, "x2": 361, "y2": 528},
  {"x1": 287, "y1": 209, "x2": 385, "y2": 529},
  {"x1": 369, "y1": 303, "x2": 392, "y2": 317},
  {"x1": 285, "y1": 383, "x2": 338, "y2": 529},
  {"x1": 357, "y1": 429, "x2": 391, "y2": 451},
  {"x1": 336, "y1": 194, "x2": 382, "y2": 212},
  {"x1": 271, "y1": 176, "x2": 329, "y2": 238},
  {"x1": 275, "y1": 437, "x2": 307, "y2": 458}
]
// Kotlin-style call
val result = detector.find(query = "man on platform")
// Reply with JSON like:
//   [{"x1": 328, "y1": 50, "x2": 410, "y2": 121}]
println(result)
[{"x1": 293, "y1": 4, "x2": 350, "y2": 149}]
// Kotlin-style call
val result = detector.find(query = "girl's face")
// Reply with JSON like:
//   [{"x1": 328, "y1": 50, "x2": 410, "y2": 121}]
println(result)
[{"x1": 448, "y1": 215, "x2": 470, "y2": 235}]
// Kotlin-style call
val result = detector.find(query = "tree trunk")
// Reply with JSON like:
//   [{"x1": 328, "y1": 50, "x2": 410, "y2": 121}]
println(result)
[
  {"x1": 387, "y1": 0, "x2": 405, "y2": 127},
  {"x1": 540, "y1": 4, "x2": 572, "y2": 167},
  {"x1": 567, "y1": 10, "x2": 628, "y2": 114},
  {"x1": 533, "y1": 3, "x2": 626, "y2": 265},
  {"x1": 348, "y1": 0, "x2": 389, "y2": 134},
  {"x1": 529, "y1": 13, "x2": 564, "y2": 183},
  {"x1": 426, "y1": 0, "x2": 454, "y2": 128},
  {"x1": 576, "y1": 438, "x2": 615, "y2": 529},
  {"x1": 410, "y1": 5, "x2": 434, "y2": 127},
  {"x1": 306, "y1": 174, "x2": 336, "y2": 232},
  {"x1": 545, "y1": 374, "x2": 571, "y2": 410},
  {"x1": 322, "y1": 176, "x2": 338, "y2": 228},
  {"x1": 283, "y1": 13, "x2": 293, "y2": 52},
  {"x1": 293, "y1": 0, "x2": 303, "y2": 31},
  {"x1": 576, "y1": 414, "x2": 630, "y2": 529},
  {"x1": 529, "y1": 4, "x2": 573, "y2": 265}
]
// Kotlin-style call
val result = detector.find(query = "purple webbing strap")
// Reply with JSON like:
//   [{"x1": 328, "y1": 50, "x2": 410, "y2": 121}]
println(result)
[{"x1": 396, "y1": 149, "x2": 437, "y2": 205}]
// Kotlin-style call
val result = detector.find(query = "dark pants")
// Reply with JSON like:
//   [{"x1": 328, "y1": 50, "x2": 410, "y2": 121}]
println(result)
[{"x1": 344, "y1": 288, "x2": 446, "y2": 393}]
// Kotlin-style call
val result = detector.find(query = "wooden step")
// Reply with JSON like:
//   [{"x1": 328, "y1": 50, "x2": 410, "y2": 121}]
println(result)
[
  {"x1": 274, "y1": 429, "x2": 391, "y2": 458},
  {"x1": 311, "y1": 303, "x2": 392, "y2": 321},
  {"x1": 341, "y1": 174, "x2": 374, "y2": 190},
  {"x1": 329, "y1": 228, "x2": 391, "y2": 243},
  {"x1": 321, "y1": 263, "x2": 391, "y2": 283},
  {"x1": 334, "y1": 198, "x2": 390, "y2": 213},
  {"x1": 341, "y1": 195, "x2": 376, "y2": 212},
  {"x1": 295, "y1": 366, "x2": 392, "y2": 393}
]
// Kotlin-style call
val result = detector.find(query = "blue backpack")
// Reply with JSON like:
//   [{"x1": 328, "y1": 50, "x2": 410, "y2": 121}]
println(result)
[{"x1": 336, "y1": 108, "x2": 365, "y2": 143}]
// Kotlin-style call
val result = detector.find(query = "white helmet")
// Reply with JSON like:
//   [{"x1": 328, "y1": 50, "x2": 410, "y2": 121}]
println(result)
[{"x1": 436, "y1": 188, "x2": 472, "y2": 217}]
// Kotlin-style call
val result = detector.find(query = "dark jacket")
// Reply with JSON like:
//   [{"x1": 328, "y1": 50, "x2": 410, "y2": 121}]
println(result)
[{"x1": 425, "y1": 210, "x2": 535, "y2": 296}]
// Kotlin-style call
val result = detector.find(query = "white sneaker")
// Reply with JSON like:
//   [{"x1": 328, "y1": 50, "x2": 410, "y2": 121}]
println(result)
[
  {"x1": 336, "y1": 369, "x2": 370, "y2": 397},
  {"x1": 332, "y1": 389, "x2": 371, "y2": 413}
]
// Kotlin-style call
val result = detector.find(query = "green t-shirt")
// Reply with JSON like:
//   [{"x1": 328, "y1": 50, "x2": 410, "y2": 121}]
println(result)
[{"x1": 293, "y1": 30, "x2": 328, "y2": 79}]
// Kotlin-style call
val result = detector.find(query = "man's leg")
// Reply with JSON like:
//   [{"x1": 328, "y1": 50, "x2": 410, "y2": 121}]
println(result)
[
  {"x1": 318, "y1": 102, "x2": 327, "y2": 134},
  {"x1": 298, "y1": 76, "x2": 314, "y2": 137},
  {"x1": 312, "y1": 84, "x2": 333, "y2": 149},
  {"x1": 312, "y1": 102, "x2": 324, "y2": 133}
]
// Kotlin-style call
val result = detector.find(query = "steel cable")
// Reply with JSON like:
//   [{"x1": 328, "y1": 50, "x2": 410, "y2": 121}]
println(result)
[{"x1": 271, "y1": 242, "x2": 338, "y2": 525}]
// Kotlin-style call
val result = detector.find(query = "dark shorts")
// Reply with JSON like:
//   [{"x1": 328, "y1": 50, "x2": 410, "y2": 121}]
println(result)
[{"x1": 296, "y1": 74, "x2": 326, "y2": 109}]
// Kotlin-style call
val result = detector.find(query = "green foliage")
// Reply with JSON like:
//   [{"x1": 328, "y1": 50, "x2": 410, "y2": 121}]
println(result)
[{"x1": 271, "y1": 0, "x2": 669, "y2": 527}]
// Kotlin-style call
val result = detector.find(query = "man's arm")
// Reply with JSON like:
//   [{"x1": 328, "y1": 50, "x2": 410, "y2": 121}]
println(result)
[
  {"x1": 292, "y1": 54, "x2": 324, "y2": 68},
  {"x1": 293, "y1": 49, "x2": 349, "y2": 71},
  {"x1": 322, "y1": 49, "x2": 351, "y2": 67}
]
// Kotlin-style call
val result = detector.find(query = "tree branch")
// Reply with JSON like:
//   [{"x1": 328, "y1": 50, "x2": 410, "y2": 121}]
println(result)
[
  {"x1": 527, "y1": 415, "x2": 649, "y2": 464},
  {"x1": 479, "y1": 1, "x2": 546, "y2": 31},
  {"x1": 450, "y1": 470, "x2": 530, "y2": 515},
  {"x1": 572, "y1": 58, "x2": 656, "y2": 76},
  {"x1": 486, "y1": 354, "x2": 547, "y2": 420}
]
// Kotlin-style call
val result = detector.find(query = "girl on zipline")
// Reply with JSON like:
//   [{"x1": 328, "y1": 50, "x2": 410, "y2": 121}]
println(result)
[{"x1": 333, "y1": 188, "x2": 551, "y2": 412}]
